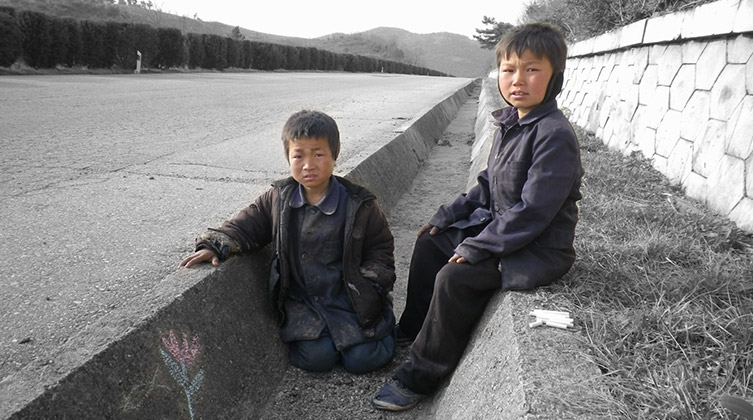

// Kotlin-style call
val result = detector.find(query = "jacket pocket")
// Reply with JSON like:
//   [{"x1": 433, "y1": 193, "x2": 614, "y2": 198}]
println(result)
[
  {"x1": 497, "y1": 161, "x2": 530, "y2": 204},
  {"x1": 346, "y1": 274, "x2": 383, "y2": 332}
]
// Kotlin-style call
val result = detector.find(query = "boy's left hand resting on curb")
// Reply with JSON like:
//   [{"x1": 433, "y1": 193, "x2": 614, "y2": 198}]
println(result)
[{"x1": 179, "y1": 249, "x2": 220, "y2": 268}]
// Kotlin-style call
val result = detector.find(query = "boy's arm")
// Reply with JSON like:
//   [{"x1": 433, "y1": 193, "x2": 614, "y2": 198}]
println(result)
[
  {"x1": 455, "y1": 127, "x2": 581, "y2": 264},
  {"x1": 358, "y1": 201, "x2": 396, "y2": 294},
  {"x1": 194, "y1": 188, "x2": 276, "y2": 260},
  {"x1": 428, "y1": 168, "x2": 491, "y2": 229}
]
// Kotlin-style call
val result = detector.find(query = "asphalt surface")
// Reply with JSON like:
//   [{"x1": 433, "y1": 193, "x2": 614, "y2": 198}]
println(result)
[{"x1": 0, "y1": 72, "x2": 474, "y2": 402}]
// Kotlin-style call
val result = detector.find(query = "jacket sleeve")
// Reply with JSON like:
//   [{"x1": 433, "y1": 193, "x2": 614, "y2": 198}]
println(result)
[
  {"x1": 429, "y1": 167, "x2": 491, "y2": 229},
  {"x1": 357, "y1": 200, "x2": 396, "y2": 294},
  {"x1": 455, "y1": 126, "x2": 581, "y2": 263},
  {"x1": 195, "y1": 188, "x2": 276, "y2": 258}
]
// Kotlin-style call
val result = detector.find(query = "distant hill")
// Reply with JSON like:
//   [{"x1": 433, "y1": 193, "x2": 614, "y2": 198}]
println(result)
[
  {"x1": 307, "y1": 28, "x2": 495, "y2": 78},
  {"x1": 0, "y1": 0, "x2": 494, "y2": 77}
]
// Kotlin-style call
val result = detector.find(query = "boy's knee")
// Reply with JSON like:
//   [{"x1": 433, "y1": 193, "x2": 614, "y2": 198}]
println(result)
[
  {"x1": 435, "y1": 264, "x2": 466, "y2": 291},
  {"x1": 414, "y1": 230, "x2": 435, "y2": 250},
  {"x1": 288, "y1": 337, "x2": 340, "y2": 372},
  {"x1": 341, "y1": 334, "x2": 395, "y2": 374}
]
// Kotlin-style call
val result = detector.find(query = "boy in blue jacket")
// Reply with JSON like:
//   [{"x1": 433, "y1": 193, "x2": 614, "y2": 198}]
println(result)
[{"x1": 372, "y1": 23, "x2": 584, "y2": 410}]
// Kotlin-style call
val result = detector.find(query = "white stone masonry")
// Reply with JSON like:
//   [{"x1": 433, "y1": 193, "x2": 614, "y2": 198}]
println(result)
[{"x1": 560, "y1": 0, "x2": 753, "y2": 231}]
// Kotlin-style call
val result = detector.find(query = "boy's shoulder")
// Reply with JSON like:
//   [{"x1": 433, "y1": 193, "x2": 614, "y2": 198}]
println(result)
[
  {"x1": 334, "y1": 176, "x2": 376, "y2": 202},
  {"x1": 524, "y1": 102, "x2": 575, "y2": 137}
]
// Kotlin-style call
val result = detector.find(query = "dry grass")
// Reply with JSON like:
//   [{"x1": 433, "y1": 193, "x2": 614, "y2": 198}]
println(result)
[{"x1": 554, "y1": 127, "x2": 753, "y2": 419}]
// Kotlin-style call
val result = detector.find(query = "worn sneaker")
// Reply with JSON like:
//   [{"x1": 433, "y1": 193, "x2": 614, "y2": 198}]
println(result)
[{"x1": 371, "y1": 379, "x2": 425, "y2": 411}]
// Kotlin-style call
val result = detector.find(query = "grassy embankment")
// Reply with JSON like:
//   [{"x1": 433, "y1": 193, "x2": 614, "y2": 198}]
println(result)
[{"x1": 556, "y1": 127, "x2": 753, "y2": 419}]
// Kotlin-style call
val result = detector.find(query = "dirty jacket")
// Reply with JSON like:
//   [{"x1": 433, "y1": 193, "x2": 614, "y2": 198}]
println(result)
[
  {"x1": 429, "y1": 100, "x2": 583, "y2": 289},
  {"x1": 195, "y1": 176, "x2": 396, "y2": 340}
]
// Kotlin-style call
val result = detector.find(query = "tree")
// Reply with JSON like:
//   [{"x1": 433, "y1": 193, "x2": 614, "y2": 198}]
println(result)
[
  {"x1": 473, "y1": 16, "x2": 514, "y2": 49},
  {"x1": 18, "y1": 11, "x2": 51, "y2": 68},
  {"x1": 186, "y1": 33, "x2": 204, "y2": 69},
  {"x1": 80, "y1": 20, "x2": 107, "y2": 68},
  {"x1": 48, "y1": 16, "x2": 71, "y2": 68},
  {"x1": 230, "y1": 26, "x2": 245, "y2": 41},
  {"x1": 0, "y1": 11, "x2": 22, "y2": 67},
  {"x1": 154, "y1": 27, "x2": 184, "y2": 68}
]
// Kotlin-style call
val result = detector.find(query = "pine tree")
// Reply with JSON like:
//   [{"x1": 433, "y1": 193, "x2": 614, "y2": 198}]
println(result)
[{"x1": 473, "y1": 16, "x2": 514, "y2": 50}]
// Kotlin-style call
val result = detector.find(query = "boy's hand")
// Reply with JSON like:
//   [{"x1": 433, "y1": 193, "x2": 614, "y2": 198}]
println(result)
[
  {"x1": 448, "y1": 253, "x2": 467, "y2": 264},
  {"x1": 179, "y1": 249, "x2": 220, "y2": 269},
  {"x1": 418, "y1": 224, "x2": 440, "y2": 237}
]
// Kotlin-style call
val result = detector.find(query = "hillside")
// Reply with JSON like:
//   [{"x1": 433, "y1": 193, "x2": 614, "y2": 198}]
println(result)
[
  {"x1": 0, "y1": 0, "x2": 494, "y2": 77},
  {"x1": 309, "y1": 28, "x2": 495, "y2": 78}
]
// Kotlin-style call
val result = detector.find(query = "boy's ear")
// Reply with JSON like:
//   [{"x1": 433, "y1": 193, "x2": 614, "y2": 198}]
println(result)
[{"x1": 542, "y1": 71, "x2": 564, "y2": 104}]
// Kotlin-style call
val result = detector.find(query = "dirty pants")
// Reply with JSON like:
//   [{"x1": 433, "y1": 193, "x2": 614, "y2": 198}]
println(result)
[{"x1": 395, "y1": 226, "x2": 501, "y2": 394}]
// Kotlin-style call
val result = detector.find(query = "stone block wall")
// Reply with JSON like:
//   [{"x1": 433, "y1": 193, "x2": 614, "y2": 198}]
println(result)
[{"x1": 560, "y1": 0, "x2": 753, "y2": 231}]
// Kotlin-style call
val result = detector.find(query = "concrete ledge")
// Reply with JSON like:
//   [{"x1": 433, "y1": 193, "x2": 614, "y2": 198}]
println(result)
[
  {"x1": 424, "y1": 77, "x2": 599, "y2": 419},
  {"x1": 429, "y1": 291, "x2": 599, "y2": 419},
  {"x1": 467, "y1": 73, "x2": 504, "y2": 190},
  {"x1": 3, "y1": 251, "x2": 286, "y2": 419},
  {"x1": 343, "y1": 80, "x2": 477, "y2": 212},
  {"x1": 1, "y1": 79, "x2": 478, "y2": 420}
]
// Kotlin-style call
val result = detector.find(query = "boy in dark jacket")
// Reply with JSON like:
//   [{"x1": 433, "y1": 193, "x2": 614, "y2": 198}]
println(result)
[
  {"x1": 372, "y1": 23, "x2": 584, "y2": 410},
  {"x1": 180, "y1": 110, "x2": 396, "y2": 374}
]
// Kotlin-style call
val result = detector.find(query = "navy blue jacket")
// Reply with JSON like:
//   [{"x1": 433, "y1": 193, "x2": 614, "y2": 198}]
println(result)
[{"x1": 429, "y1": 100, "x2": 583, "y2": 289}]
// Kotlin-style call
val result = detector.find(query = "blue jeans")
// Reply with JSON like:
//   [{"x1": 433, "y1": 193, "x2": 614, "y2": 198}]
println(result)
[{"x1": 288, "y1": 330, "x2": 395, "y2": 374}]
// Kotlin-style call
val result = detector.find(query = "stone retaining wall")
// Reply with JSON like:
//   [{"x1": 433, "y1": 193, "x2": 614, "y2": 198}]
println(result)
[{"x1": 560, "y1": 0, "x2": 753, "y2": 231}]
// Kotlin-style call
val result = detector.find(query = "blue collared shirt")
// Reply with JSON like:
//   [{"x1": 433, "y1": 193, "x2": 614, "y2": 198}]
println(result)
[{"x1": 281, "y1": 177, "x2": 368, "y2": 350}]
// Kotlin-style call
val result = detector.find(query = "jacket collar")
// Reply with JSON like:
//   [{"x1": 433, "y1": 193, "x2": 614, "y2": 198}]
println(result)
[
  {"x1": 289, "y1": 176, "x2": 342, "y2": 215},
  {"x1": 273, "y1": 175, "x2": 376, "y2": 205},
  {"x1": 491, "y1": 99, "x2": 559, "y2": 129}
]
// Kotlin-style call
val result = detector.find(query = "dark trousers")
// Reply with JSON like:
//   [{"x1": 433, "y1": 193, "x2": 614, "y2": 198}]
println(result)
[{"x1": 395, "y1": 226, "x2": 501, "y2": 394}]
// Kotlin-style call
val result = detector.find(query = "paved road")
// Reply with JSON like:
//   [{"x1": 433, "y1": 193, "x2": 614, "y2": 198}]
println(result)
[{"x1": 0, "y1": 72, "x2": 473, "y2": 385}]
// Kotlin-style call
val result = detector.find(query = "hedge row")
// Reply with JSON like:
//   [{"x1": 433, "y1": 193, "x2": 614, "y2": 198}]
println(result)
[{"x1": 0, "y1": 7, "x2": 448, "y2": 76}]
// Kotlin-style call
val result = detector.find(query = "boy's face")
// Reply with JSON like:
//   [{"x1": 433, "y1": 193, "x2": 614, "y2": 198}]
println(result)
[
  {"x1": 498, "y1": 49, "x2": 554, "y2": 118},
  {"x1": 288, "y1": 136, "x2": 336, "y2": 198}
]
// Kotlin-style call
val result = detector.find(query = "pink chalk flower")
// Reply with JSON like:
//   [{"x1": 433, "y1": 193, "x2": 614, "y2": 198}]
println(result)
[
  {"x1": 160, "y1": 330, "x2": 205, "y2": 420},
  {"x1": 161, "y1": 330, "x2": 201, "y2": 367}
]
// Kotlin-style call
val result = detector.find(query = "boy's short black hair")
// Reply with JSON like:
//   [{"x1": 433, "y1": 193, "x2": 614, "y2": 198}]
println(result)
[
  {"x1": 282, "y1": 110, "x2": 340, "y2": 161},
  {"x1": 495, "y1": 22, "x2": 567, "y2": 73}
]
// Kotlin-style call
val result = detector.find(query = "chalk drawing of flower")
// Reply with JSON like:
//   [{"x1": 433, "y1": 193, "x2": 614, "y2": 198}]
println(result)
[{"x1": 160, "y1": 330, "x2": 205, "y2": 420}]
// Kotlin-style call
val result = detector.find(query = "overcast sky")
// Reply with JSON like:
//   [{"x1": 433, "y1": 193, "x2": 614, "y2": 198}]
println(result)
[{"x1": 156, "y1": 0, "x2": 528, "y2": 39}]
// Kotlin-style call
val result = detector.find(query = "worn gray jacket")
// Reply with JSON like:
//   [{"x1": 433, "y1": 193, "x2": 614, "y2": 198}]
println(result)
[{"x1": 196, "y1": 176, "x2": 396, "y2": 338}]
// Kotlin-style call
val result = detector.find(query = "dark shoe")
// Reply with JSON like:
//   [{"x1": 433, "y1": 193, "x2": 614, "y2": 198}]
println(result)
[
  {"x1": 395, "y1": 325, "x2": 414, "y2": 346},
  {"x1": 371, "y1": 379, "x2": 425, "y2": 411}
]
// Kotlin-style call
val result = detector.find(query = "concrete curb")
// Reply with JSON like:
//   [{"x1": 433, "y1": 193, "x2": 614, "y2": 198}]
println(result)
[
  {"x1": 1, "y1": 79, "x2": 478, "y2": 420},
  {"x1": 425, "y1": 78, "x2": 599, "y2": 419},
  {"x1": 343, "y1": 80, "x2": 478, "y2": 213}
]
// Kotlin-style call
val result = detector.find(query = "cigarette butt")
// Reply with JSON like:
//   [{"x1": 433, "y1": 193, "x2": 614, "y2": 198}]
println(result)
[
  {"x1": 531, "y1": 309, "x2": 570, "y2": 317},
  {"x1": 535, "y1": 313, "x2": 573, "y2": 322},
  {"x1": 543, "y1": 320, "x2": 569, "y2": 329},
  {"x1": 529, "y1": 320, "x2": 544, "y2": 328},
  {"x1": 538, "y1": 316, "x2": 574, "y2": 326}
]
